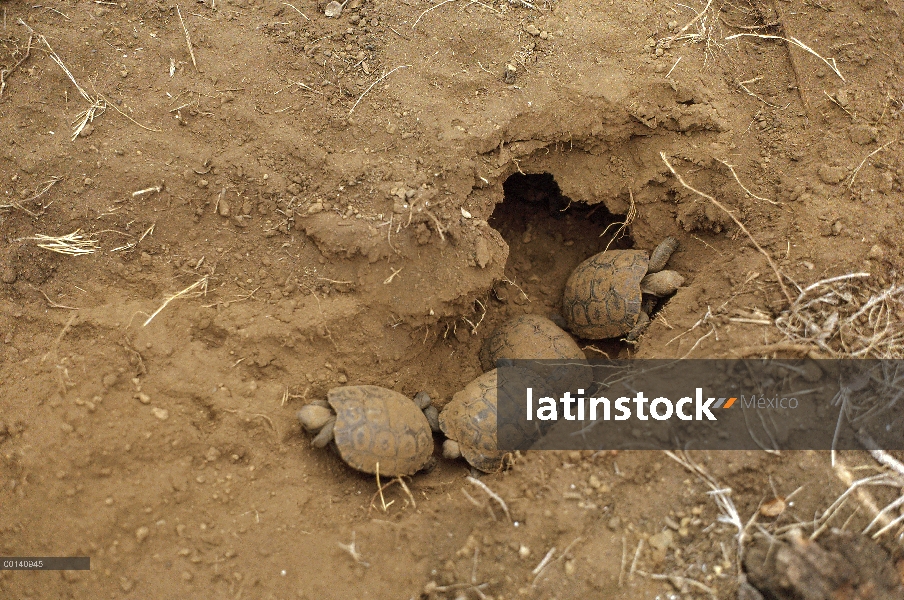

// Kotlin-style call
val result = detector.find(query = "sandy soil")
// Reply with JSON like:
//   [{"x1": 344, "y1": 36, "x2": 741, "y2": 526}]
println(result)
[{"x1": 2, "y1": 0, "x2": 904, "y2": 597}]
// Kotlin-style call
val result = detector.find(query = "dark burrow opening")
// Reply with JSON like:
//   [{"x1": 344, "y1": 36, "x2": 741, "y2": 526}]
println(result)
[{"x1": 485, "y1": 172, "x2": 634, "y2": 356}]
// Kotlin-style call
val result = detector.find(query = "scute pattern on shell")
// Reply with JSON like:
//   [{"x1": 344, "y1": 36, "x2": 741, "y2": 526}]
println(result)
[
  {"x1": 328, "y1": 385, "x2": 434, "y2": 477},
  {"x1": 562, "y1": 249, "x2": 649, "y2": 339},
  {"x1": 440, "y1": 368, "x2": 548, "y2": 473},
  {"x1": 479, "y1": 314, "x2": 592, "y2": 392},
  {"x1": 439, "y1": 371, "x2": 502, "y2": 473},
  {"x1": 479, "y1": 314, "x2": 586, "y2": 370}
]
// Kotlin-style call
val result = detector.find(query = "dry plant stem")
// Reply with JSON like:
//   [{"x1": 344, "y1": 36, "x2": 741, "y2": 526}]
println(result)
[
  {"x1": 143, "y1": 276, "x2": 208, "y2": 326},
  {"x1": 376, "y1": 463, "x2": 388, "y2": 511},
  {"x1": 660, "y1": 153, "x2": 793, "y2": 305},
  {"x1": 669, "y1": 0, "x2": 713, "y2": 41},
  {"x1": 725, "y1": 33, "x2": 844, "y2": 82},
  {"x1": 282, "y1": 2, "x2": 309, "y2": 19},
  {"x1": 337, "y1": 532, "x2": 369, "y2": 567},
  {"x1": 413, "y1": 0, "x2": 458, "y2": 28},
  {"x1": 766, "y1": 0, "x2": 811, "y2": 117},
  {"x1": 95, "y1": 90, "x2": 163, "y2": 132},
  {"x1": 26, "y1": 230, "x2": 99, "y2": 255},
  {"x1": 638, "y1": 571, "x2": 717, "y2": 597},
  {"x1": 31, "y1": 285, "x2": 78, "y2": 310},
  {"x1": 176, "y1": 7, "x2": 197, "y2": 69},
  {"x1": 628, "y1": 538, "x2": 643, "y2": 578},
  {"x1": 848, "y1": 140, "x2": 899, "y2": 189},
  {"x1": 0, "y1": 34, "x2": 33, "y2": 98},
  {"x1": 717, "y1": 160, "x2": 779, "y2": 205},
  {"x1": 531, "y1": 547, "x2": 555, "y2": 576},
  {"x1": 17, "y1": 19, "x2": 105, "y2": 138},
  {"x1": 466, "y1": 476, "x2": 512, "y2": 522},
  {"x1": 42, "y1": 312, "x2": 77, "y2": 363},
  {"x1": 17, "y1": 19, "x2": 90, "y2": 101},
  {"x1": 348, "y1": 65, "x2": 408, "y2": 115},
  {"x1": 732, "y1": 341, "x2": 815, "y2": 357}
]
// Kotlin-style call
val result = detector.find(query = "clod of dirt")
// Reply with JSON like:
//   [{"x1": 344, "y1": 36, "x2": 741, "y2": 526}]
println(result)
[
  {"x1": 743, "y1": 528, "x2": 904, "y2": 600},
  {"x1": 849, "y1": 123, "x2": 877, "y2": 145},
  {"x1": 503, "y1": 63, "x2": 517, "y2": 84},
  {"x1": 817, "y1": 164, "x2": 848, "y2": 185},
  {"x1": 0, "y1": 266, "x2": 16, "y2": 284}
]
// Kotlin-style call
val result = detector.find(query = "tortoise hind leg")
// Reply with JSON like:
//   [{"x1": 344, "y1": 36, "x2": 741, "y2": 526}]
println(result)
[
  {"x1": 625, "y1": 310, "x2": 651, "y2": 342},
  {"x1": 647, "y1": 237, "x2": 679, "y2": 273}
]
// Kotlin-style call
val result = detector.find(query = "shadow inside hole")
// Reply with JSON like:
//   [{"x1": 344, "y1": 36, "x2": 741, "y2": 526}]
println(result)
[{"x1": 488, "y1": 172, "x2": 635, "y2": 355}]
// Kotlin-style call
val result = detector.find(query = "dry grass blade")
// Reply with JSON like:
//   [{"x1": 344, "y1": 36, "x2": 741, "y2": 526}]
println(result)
[
  {"x1": 143, "y1": 276, "x2": 209, "y2": 326},
  {"x1": 25, "y1": 230, "x2": 99, "y2": 255},
  {"x1": 176, "y1": 6, "x2": 197, "y2": 69},
  {"x1": 17, "y1": 19, "x2": 106, "y2": 139},
  {"x1": 848, "y1": 139, "x2": 899, "y2": 190},
  {"x1": 660, "y1": 153, "x2": 793, "y2": 304},
  {"x1": 282, "y1": 1, "x2": 309, "y2": 19},
  {"x1": 95, "y1": 90, "x2": 163, "y2": 133},
  {"x1": 0, "y1": 33, "x2": 33, "y2": 98},
  {"x1": 413, "y1": 0, "x2": 459, "y2": 28},
  {"x1": 349, "y1": 65, "x2": 409, "y2": 115},
  {"x1": 725, "y1": 33, "x2": 844, "y2": 81}
]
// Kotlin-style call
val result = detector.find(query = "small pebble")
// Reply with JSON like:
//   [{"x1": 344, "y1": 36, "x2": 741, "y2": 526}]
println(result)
[
  {"x1": 648, "y1": 530, "x2": 674, "y2": 551},
  {"x1": 151, "y1": 407, "x2": 170, "y2": 420},
  {"x1": 137, "y1": 393, "x2": 151, "y2": 404},
  {"x1": 136, "y1": 526, "x2": 149, "y2": 543},
  {"x1": 518, "y1": 544, "x2": 530, "y2": 559}
]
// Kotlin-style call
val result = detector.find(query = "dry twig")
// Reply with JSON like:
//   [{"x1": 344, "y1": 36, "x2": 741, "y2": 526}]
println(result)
[
  {"x1": 466, "y1": 476, "x2": 512, "y2": 522},
  {"x1": 661, "y1": 153, "x2": 793, "y2": 304}
]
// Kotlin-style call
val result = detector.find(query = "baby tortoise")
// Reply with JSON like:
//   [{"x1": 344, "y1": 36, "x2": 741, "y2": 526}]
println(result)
[
  {"x1": 297, "y1": 386, "x2": 439, "y2": 477},
  {"x1": 439, "y1": 368, "x2": 548, "y2": 473},
  {"x1": 562, "y1": 237, "x2": 684, "y2": 340},
  {"x1": 479, "y1": 314, "x2": 593, "y2": 391}
]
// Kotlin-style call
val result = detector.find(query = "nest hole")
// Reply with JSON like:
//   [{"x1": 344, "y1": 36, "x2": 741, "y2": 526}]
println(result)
[{"x1": 486, "y1": 172, "x2": 634, "y2": 356}]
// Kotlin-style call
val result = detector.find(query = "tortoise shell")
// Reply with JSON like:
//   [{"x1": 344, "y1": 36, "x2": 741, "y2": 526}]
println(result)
[
  {"x1": 479, "y1": 314, "x2": 593, "y2": 391},
  {"x1": 439, "y1": 368, "x2": 547, "y2": 473},
  {"x1": 562, "y1": 250, "x2": 649, "y2": 339},
  {"x1": 328, "y1": 385, "x2": 434, "y2": 477},
  {"x1": 479, "y1": 314, "x2": 587, "y2": 370}
]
